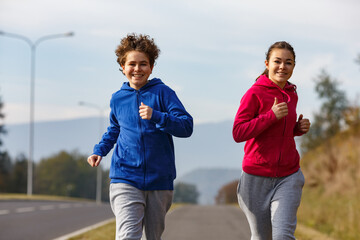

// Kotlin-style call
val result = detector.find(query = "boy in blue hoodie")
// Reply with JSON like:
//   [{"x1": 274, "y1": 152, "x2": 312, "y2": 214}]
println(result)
[{"x1": 87, "y1": 33, "x2": 193, "y2": 240}]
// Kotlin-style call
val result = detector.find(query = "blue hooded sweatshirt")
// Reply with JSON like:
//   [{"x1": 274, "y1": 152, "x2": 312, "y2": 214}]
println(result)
[{"x1": 93, "y1": 78, "x2": 193, "y2": 191}]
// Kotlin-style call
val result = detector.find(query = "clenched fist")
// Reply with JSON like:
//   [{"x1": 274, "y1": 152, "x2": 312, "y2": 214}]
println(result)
[
  {"x1": 297, "y1": 114, "x2": 311, "y2": 133},
  {"x1": 272, "y1": 97, "x2": 288, "y2": 120},
  {"x1": 139, "y1": 102, "x2": 153, "y2": 120},
  {"x1": 87, "y1": 154, "x2": 102, "y2": 167}
]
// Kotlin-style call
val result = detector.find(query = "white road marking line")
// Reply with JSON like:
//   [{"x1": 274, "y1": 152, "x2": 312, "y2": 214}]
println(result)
[
  {"x1": 0, "y1": 210, "x2": 10, "y2": 215},
  {"x1": 59, "y1": 204, "x2": 71, "y2": 209},
  {"x1": 15, "y1": 207, "x2": 35, "y2": 213},
  {"x1": 2, "y1": 202, "x2": 96, "y2": 216},
  {"x1": 40, "y1": 205, "x2": 55, "y2": 210}
]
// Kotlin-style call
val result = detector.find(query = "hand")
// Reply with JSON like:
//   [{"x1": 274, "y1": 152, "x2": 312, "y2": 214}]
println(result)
[
  {"x1": 87, "y1": 154, "x2": 102, "y2": 167},
  {"x1": 272, "y1": 97, "x2": 288, "y2": 120},
  {"x1": 139, "y1": 102, "x2": 153, "y2": 120},
  {"x1": 297, "y1": 114, "x2": 311, "y2": 133}
]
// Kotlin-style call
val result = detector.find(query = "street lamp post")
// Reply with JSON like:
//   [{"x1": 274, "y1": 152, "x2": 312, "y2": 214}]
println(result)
[
  {"x1": 0, "y1": 31, "x2": 74, "y2": 196},
  {"x1": 79, "y1": 101, "x2": 106, "y2": 204}
]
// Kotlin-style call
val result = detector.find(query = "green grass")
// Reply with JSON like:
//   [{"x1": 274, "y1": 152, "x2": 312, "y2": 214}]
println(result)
[{"x1": 69, "y1": 220, "x2": 116, "y2": 240}]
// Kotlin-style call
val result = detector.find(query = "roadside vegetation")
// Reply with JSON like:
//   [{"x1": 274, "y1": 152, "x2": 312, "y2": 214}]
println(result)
[
  {"x1": 69, "y1": 220, "x2": 116, "y2": 240},
  {"x1": 297, "y1": 65, "x2": 360, "y2": 240},
  {"x1": 299, "y1": 125, "x2": 360, "y2": 240},
  {"x1": 0, "y1": 148, "x2": 111, "y2": 202}
]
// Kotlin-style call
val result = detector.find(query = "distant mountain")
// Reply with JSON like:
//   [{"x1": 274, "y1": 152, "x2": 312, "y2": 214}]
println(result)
[
  {"x1": 176, "y1": 168, "x2": 242, "y2": 205},
  {"x1": 3, "y1": 117, "x2": 245, "y2": 178},
  {"x1": 173, "y1": 120, "x2": 245, "y2": 177}
]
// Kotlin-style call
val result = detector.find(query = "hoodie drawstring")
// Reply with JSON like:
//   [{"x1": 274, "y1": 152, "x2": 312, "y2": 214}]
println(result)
[{"x1": 281, "y1": 89, "x2": 291, "y2": 103}]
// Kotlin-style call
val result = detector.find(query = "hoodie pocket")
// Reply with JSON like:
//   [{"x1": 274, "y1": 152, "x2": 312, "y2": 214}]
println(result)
[
  {"x1": 252, "y1": 136, "x2": 281, "y2": 166},
  {"x1": 116, "y1": 144, "x2": 142, "y2": 168}
]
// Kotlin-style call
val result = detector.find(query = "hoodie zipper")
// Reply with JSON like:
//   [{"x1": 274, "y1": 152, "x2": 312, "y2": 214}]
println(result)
[
  {"x1": 136, "y1": 91, "x2": 146, "y2": 188},
  {"x1": 282, "y1": 92, "x2": 287, "y2": 136},
  {"x1": 276, "y1": 92, "x2": 288, "y2": 177}
]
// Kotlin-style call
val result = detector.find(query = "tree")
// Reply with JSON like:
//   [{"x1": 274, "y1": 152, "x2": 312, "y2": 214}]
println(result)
[
  {"x1": 0, "y1": 152, "x2": 12, "y2": 192},
  {"x1": 0, "y1": 93, "x2": 11, "y2": 192},
  {"x1": 25, "y1": 149, "x2": 113, "y2": 201},
  {"x1": 34, "y1": 150, "x2": 98, "y2": 199},
  {"x1": 9, "y1": 154, "x2": 27, "y2": 193},
  {"x1": 101, "y1": 169, "x2": 110, "y2": 202},
  {"x1": 0, "y1": 93, "x2": 6, "y2": 148},
  {"x1": 301, "y1": 70, "x2": 348, "y2": 153},
  {"x1": 346, "y1": 55, "x2": 360, "y2": 130},
  {"x1": 356, "y1": 54, "x2": 360, "y2": 67},
  {"x1": 173, "y1": 182, "x2": 199, "y2": 204},
  {"x1": 215, "y1": 180, "x2": 238, "y2": 205}
]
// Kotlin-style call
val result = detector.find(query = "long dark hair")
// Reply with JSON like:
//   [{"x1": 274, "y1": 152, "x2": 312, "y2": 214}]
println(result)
[{"x1": 256, "y1": 41, "x2": 296, "y2": 80}]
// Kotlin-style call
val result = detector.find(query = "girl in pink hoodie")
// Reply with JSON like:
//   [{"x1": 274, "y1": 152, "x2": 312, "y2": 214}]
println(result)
[{"x1": 233, "y1": 41, "x2": 310, "y2": 240}]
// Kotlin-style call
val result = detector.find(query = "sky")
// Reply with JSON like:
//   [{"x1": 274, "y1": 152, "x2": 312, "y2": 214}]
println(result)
[{"x1": 1, "y1": 0, "x2": 360, "y2": 126}]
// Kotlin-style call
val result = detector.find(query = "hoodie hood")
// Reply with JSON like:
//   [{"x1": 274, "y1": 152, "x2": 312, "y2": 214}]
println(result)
[
  {"x1": 255, "y1": 74, "x2": 297, "y2": 103},
  {"x1": 121, "y1": 78, "x2": 164, "y2": 91}
]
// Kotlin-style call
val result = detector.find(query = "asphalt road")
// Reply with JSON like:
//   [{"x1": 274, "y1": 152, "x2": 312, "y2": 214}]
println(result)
[
  {"x1": 0, "y1": 199, "x2": 114, "y2": 240},
  {"x1": 163, "y1": 205, "x2": 251, "y2": 240}
]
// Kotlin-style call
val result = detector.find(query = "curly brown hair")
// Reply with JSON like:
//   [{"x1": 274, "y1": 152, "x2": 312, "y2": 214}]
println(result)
[{"x1": 115, "y1": 33, "x2": 160, "y2": 69}]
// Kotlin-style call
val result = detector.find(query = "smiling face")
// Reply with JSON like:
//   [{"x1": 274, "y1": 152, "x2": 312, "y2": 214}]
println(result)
[
  {"x1": 121, "y1": 50, "x2": 153, "y2": 90},
  {"x1": 265, "y1": 48, "x2": 295, "y2": 89}
]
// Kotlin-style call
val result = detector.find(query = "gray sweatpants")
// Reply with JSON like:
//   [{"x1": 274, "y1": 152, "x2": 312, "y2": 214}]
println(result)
[
  {"x1": 109, "y1": 183, "x2": 173, "y2": 240},
  {"x1": 237, "y1": 169, "x2": 305, "y2": 240}
]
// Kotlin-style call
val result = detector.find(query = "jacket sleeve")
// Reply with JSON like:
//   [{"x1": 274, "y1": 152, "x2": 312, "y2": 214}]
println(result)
[
  {"x1": 150, "y1": 89, "x2": 193, "y2": 138},
  {"x1": 93, "y1": 99, "x2": 120, "y2": 156},
  {"x1": 232, "y1": 91, "x2": 278, "y2": 143}
]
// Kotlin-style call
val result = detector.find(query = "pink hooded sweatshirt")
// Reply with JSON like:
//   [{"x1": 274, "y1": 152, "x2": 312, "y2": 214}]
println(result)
[{"x1": 233, "y1": 75, "x2": 304, "y2": 177}]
